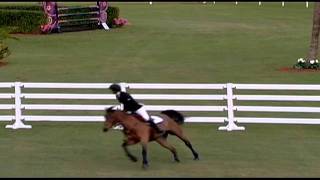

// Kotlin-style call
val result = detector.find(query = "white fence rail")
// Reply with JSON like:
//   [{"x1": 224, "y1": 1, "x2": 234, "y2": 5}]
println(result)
[
  {"x1": 149, "y1": 2, "x2": 310, "y2": 8},
  {"x1": 1, "y1": 82, "x2": 320, "y2": 131}
]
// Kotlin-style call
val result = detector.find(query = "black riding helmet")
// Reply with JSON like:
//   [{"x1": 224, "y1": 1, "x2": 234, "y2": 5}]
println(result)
[{"x1": 109, "y1": 83, "x2": 121, "y2": 93}]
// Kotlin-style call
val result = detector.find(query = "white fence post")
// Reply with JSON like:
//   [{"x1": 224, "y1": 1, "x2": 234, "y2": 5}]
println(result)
[
  {"x1": 306, "y1": 1, "x2": 309, "y2": 8},
  {"x1": 218, "y1": 83, "x2": 245, "y2": 131},
  {"x1": 282, "y1": 1, "x2": 285, "y2": 7},
  {"x1": 6, "y1": 82, "x2": 32, "y2": 129},
  {"x1": 258, "y1": 1, "x2": 261, "y2": 6}
]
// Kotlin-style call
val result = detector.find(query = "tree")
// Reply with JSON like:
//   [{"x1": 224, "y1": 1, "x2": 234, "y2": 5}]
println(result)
[
  {"x1": 307, "y1": 3, "x2": 320, "y2": 60},
  {"x1": 294, "y1": 2, "x2": 320, "y2": 69}
]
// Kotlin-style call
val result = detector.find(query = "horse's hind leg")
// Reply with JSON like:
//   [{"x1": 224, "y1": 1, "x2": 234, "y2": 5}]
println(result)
[
  {"x1": 140, "y1": 139, "x2": 149, "y2": 169},
  {"x1": 122, "y1": 139, "x2": 139, "y2": 162},
  {"x1": 156, "y1": 137, "x2": 180, "y2": 162},
  {"x1": 171, "y1": 129, "x2": 199, "y2": 160},
  {"x1": 184, "y1": 138, "x2": 199, "y2": 160}
]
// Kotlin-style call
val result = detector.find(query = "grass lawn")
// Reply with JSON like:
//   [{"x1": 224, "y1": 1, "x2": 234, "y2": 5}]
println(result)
[
  {"x1": 1, "y1": 122, "x2": 320, "y2": 177},
  {"x1": 0, "y1": 2, "x2": 320, "y2": 178},
  {"x1": 0, "y1": 2, "x2": 316, "y2": 84}
]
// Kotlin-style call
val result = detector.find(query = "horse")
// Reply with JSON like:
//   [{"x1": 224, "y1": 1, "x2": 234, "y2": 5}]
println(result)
[{"x1": 102, "y1": 106, "x2": 199, "y2": 169}]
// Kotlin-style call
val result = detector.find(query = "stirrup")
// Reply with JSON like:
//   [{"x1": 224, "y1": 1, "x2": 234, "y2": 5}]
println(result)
[
  {"x1": 153, "y1": 125, "x2": 164, "y2": 133},
  {"x1": 148, "y1": 121, "x2": 163, "y2": 133}
]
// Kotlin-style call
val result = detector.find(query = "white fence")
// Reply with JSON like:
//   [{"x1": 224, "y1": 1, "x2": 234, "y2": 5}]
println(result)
[
  {"x1": 147, "y1": 2, "x2": 311, "y2": 8},
  {"x1": 1, "y1": 82, "x2": 320, "y2": 131}
]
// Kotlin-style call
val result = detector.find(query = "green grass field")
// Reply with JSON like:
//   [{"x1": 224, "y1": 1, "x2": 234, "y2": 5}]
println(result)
[
  {"x1": 0, "y1": 2, "x2": 316, "y2": 83},
  {"x1": 1, "y1": 122, "x2": 320, "y2": 177},
  {"x1": 1, "y1": 2, "x2": 320, "y2": 177}
]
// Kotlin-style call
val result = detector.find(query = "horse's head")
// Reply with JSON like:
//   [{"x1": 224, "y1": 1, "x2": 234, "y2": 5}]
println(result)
[{"x1": 103, "y1": 106, "x2": 126, "y2": 132}]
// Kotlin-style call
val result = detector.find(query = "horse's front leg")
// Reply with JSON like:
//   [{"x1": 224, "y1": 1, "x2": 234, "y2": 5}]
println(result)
[
  {"x1": 140, "y1": 140, "x2": 149, "y2": 169},
  {"x1": 122, "y1": 138, "x2": 139, "y2": 162}
]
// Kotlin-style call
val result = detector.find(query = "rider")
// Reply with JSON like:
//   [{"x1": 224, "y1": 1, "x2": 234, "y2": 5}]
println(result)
[{"x1": 109, "y1": 83, "x2": 163, "y2": 133}]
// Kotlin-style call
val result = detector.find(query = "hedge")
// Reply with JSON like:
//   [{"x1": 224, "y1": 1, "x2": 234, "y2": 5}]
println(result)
[
  {"x1": 0, "y1": 10, "x2": 46, "y2": 33},
  {"x1": 107, "y1": 6, "x2": 120, "y2": 27},
  {"x1": 0, "y1": 5, "x2": 42, "y2": 11},
  {"x1": 0, "y1": 5, "x2": 120, "y2": 33}
]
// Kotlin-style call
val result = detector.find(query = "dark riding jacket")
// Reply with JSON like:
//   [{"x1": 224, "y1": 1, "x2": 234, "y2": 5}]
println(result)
[{"x1": 116, "y1": 92, "x2": 142, "y2": 112}]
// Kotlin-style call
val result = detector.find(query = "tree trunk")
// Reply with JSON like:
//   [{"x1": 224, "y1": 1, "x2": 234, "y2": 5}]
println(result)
[{"x1": 307, "y1": 2, "x2": 320, "y2": 60}]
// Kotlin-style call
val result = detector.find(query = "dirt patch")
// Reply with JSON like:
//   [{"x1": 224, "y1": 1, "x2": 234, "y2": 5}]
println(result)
[
  {"x1": 279, "y1": 67, "x2": 320, "y2": 73},
  {"x1": 0, "y1": 61, "x2": 8, "y2": 67}
]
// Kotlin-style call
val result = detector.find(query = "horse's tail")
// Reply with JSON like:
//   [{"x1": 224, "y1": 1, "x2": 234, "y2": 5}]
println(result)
[{"x1": 161, "y1": 110, "x2": 184, "y2": 125}]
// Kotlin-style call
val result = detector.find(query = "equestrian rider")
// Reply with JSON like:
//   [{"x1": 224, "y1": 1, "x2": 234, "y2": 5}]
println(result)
[{"x1": 109, "y1": 83, "x2": 163, "y2": 133}]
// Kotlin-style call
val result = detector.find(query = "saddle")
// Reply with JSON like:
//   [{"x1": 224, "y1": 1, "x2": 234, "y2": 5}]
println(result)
[
  {"x1": 131, "y1": 113, "x2": 164, "y2": 124},
  {"x1": 128, "y1": 113, "x2": 167, "y2": 139}
]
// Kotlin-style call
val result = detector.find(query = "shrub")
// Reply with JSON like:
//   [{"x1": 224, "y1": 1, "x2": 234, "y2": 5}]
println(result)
[
  {"x1": 0, "y1": 28, "x2": 19, "y2": 60},
  {"x1": 0, "y1": 9, "x2": 46, "y2": 33},
  {"x1": 0, "y1": 43, "x2": 10, "y2": 60},
  {"x1": 0, "y1": 28, "x2": 11, "y2": 60},
  {"x1": 107, "y1": 6, "x2": 120, "y2": 27},
  {"x1": 293, "y1": 58, "x2": 320, "y2": 70},
  {"x1": 0, "y1": 4, "x2": 42, "y2": 11},
  {"x1": 113, "y1": 17, "x2": 128, "y2": 27}
]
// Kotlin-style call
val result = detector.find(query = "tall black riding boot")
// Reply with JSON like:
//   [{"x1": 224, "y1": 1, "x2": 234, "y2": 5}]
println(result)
[{"x1": 148, "y1": 119, "x2": 163, "y2": 133}]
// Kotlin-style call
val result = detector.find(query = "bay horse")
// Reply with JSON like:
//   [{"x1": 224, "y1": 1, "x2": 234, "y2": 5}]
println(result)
[{"x1": 102, "y1": 106, "x2": 199, "y2": 169}]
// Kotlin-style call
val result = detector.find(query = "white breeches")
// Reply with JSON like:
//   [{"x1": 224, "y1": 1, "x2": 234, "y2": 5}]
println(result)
[
  {"x1": 135, "y1": 106, "x2": 150, "y2": 121},
  {"x1": 113, "y1": 105, "x2": 123, "y2": 111}
]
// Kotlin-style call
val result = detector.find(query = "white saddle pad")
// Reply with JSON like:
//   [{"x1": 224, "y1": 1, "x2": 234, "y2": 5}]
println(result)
[{"x1": 151, "y1": 116, "x2": 164, "y2": 124}]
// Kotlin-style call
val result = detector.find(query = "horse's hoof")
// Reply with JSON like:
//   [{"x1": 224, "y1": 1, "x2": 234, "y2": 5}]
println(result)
[
  {"x1": 174, "y1": 158, "x2": 180, "y2": 163},
  {"x1": 130, "y1": 156, "x2": 138, "y2": 162},
  {"x1": 193, "y1": 153, "x2": 199, "y2": 160},
  {"x1": 142, "y1": 164, "x2": 149, "y2": 169}
]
